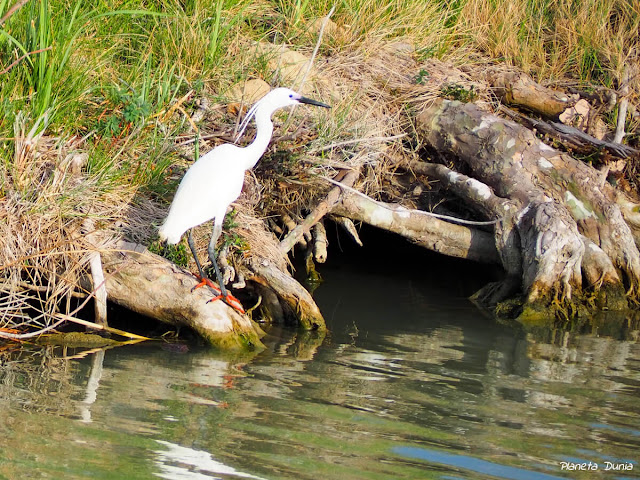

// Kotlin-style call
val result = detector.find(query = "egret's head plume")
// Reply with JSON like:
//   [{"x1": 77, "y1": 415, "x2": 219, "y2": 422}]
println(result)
[{"x1": 234, "y1": 88, "x2": 329, "y2": 143}]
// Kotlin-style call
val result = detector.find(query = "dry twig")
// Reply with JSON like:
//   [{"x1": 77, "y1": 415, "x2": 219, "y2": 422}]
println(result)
[{"x1": 0, "y1": 0, "x2": 30, "y2": 26}]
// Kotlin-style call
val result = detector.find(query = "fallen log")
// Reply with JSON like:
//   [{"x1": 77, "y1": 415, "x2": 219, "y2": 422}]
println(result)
[
  {"x1": 331, "y1": 189, "x2": 500, "y2": 264},
  {"x1": 102, "y1": 241, "x2": 265, "y2": 350},
  {"x1": 484, "y1": 67, "x2": 576, "y2": 117},
  {"x1": 501, "y1": 106, "x2": 640, "y2": 159}
]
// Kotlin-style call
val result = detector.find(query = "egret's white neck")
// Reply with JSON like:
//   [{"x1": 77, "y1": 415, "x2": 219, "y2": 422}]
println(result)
[{"x1": 242, "y1": 107, "x2": 275, "y2": 170}]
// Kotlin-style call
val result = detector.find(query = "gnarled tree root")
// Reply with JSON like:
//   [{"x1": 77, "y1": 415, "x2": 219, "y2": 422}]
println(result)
[
  {"x1": 415, "y1": 98, "x2": 640, "y2": 318},
  {"x1": 247, "y1": 257, "x2": 326, "y2": 331}
]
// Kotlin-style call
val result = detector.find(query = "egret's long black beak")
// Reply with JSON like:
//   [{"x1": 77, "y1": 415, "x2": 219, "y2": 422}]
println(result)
[{"x1": 299, "y1": 96, "x2": 331, "y2": 108}]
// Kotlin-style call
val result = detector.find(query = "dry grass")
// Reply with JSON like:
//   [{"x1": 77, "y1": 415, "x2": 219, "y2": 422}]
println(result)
[
  {"x1": 457, "y1": 0, "x2": 640, "y2": 83},
  {"x1": 0, "y1": 114, "x2": 138, "y2": 331}
]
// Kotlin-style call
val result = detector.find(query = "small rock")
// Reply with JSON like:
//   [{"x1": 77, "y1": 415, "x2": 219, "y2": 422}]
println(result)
[
  {"x1": 559, "y1": 98, "x2": 591, "y2": 130},
  {"x1": 307, "y1": 17, "x2": 344, "y2": 39},
  {"x1": 226, "y1": 78, "x2": 272, "y2": 105}
]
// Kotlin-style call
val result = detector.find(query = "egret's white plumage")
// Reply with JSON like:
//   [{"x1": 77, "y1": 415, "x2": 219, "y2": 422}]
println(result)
[
  {"x1": 157, "y1": 87, "x2": 330, "y2": 308},
  {"x1": 159, "y1": 88, "x2": 329, "y2": 245},
  {"x1": 158, "y1": 143, "x2": 245, "y2": 244}
]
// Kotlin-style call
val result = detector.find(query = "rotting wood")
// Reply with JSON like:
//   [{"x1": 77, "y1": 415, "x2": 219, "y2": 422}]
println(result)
[
  {"x1": 501, "y1": 106, "x2": 640, "y2": 159},
  {"x1": 485, "y1": 67, "x2": 576, "y2": 117}
]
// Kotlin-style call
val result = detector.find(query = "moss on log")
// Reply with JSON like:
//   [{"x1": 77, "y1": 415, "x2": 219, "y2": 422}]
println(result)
[{"x1": 102, "y1": 241, "x2": 265, "y2": 350}]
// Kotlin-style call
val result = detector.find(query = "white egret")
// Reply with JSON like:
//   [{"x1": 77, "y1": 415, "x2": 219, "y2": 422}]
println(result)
[{"x1": 159, "y1": 87, "x2": 330, "y2": 313}]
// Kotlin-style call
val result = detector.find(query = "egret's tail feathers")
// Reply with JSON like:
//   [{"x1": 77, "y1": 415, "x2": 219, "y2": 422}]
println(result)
[{"x1": 158, "y1": 224, "x2": 182, "y2": 245}]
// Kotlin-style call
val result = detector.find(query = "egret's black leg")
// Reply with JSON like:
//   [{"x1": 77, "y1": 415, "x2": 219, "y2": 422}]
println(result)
[
  {"x1": 188, "y1": 230, "x2": 222, "y2": 295},
  {"x1": 187, "y1": 230, "x2": 206, "y2": 279},
  {"x1": 207, "y1": 234, "x2": 228, "y2": 298},
  {"x1": 206, "y1": 219, "x2": 244, "y2": 313},
  {"x1": 188, "y1": 220, "x2": 244, "y2": 313}
]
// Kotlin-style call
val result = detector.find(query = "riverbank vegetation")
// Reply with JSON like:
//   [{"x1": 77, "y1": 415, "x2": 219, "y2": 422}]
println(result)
[{"x1": 1, "y1": 0, "x2": 639, "y2": 346}]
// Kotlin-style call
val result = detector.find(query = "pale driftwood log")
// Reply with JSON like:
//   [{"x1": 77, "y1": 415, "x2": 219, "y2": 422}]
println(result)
[
  {"x1": 87, "y1": 253, "x2": 108, "y2": 326},
  {"x1": 101, "y1": 241, "x2": 264, "y2": 349},
  {"x1": 331, "y1": 190, "x2": 500, "y2": 264},
  {"x1": 279, "y1": 169, "x2": 359, "y2": 254},
  {"x1": 485, "y1": 68, "x2": 576, "y2": 117},
  {"x1": 82, "y1": 218, "x2": 108, "y2": 327},
  {"x1": 416, "y1": 99, "x2": 638, "y2": 312},
  {"x1": 247, "y1": 257, "x2": 325, "y2": 330}
]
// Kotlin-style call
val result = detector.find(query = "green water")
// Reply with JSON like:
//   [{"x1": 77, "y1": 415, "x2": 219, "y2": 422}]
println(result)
[{"x1": 0, "y1": 258, "x2": 638, "y2": 479}]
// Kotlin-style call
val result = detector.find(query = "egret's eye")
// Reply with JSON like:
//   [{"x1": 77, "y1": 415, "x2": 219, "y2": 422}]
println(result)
[{"x1": 289, "y1": 94, "x2": 293, "y2": 98}]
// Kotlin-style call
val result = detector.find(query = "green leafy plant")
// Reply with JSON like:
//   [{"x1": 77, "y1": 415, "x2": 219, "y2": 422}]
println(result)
[
  {"x1": 415, "y1": 68, "x2": 430, "y2": 84},
  {"x1": 97, "y1": 85, "x2": 151, "y2": 138},
  {"x1": 441, "y1": 83, "x2": 477, "y2": 102},
  {"x1": 148, "y1": 238, "x2": 190, "y2": 268},
  {"x1": 222, "y1": 210, "x2": 248, "y2": 251}
]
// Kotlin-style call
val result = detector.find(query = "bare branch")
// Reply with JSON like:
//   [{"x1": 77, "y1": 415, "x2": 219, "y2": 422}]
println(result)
[
  {"x1": 279, "y1": 169, "x2": 359, "y2": 254},
  {"x1": 0, "y1": 0, "x2": 30, "y2": 26},
  {"x1": 0, "y1": 47, "x2": 52, "y2": 75}
]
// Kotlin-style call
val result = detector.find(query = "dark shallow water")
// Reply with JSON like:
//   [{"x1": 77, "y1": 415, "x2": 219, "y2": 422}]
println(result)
[{"x1": 0, "y1": 245, "x2": 639, "y2": 479}]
